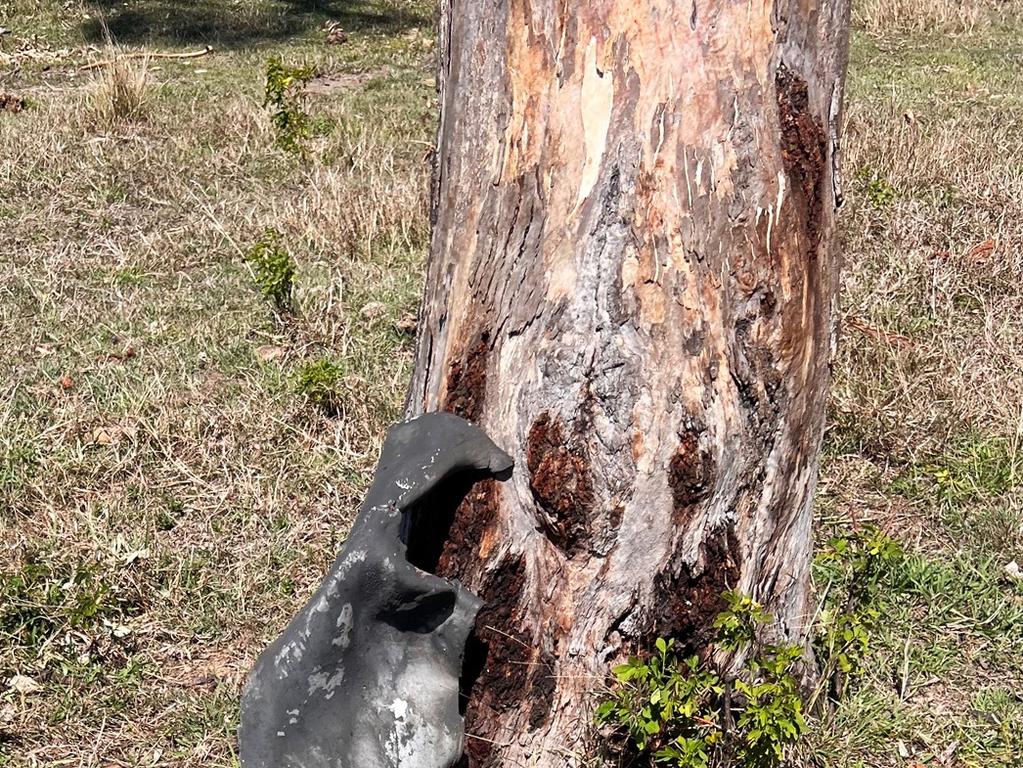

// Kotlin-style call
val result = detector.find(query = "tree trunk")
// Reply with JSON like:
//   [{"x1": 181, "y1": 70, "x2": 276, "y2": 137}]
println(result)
[{"x1": 406, "y1": 0, "x2": 850, "y2": 764}]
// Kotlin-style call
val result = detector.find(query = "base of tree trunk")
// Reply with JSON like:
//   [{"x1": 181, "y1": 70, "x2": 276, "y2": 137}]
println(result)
[{"x1": 407, "y1": 0, "x2": 851, "y2": 763}]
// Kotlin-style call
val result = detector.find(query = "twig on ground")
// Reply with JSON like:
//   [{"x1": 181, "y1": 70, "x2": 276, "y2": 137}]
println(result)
[
  {"x1": 845, "y1": 315, "x2": 913, "y2": 347},
  {"x1": 81, "y1": 45, "x2": 213, "y2": 71}
]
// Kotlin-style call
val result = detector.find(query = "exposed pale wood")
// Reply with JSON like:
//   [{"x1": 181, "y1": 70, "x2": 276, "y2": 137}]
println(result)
[{"x1": 407, "y1": 0, "x2": 851, "y2": 764}]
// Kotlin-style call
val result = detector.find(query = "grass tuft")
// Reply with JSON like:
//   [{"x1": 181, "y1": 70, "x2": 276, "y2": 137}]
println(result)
[{"x1": 85, "y1": 53, "x2": 153, "y2": 126}]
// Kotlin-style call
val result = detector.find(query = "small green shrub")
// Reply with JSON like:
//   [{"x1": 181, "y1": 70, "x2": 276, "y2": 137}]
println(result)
[
  {"x1": 295, "y1": 358, "x2": 347, "y2": 413},
  {"x1": 865, "y1": 177, "x2": 897, "y2": 208},
  {"x1": 264, "y1": 56, "x2": 316, "y2": 153},
  {"x1": 596, "y1": 592, "x2": 806, "y2": 768},
  {"x1": 812, "y1": 526, "x2": 905, "y2": 704},
  {"x1": 714, "y1": 592, "x2": 771, "y2": 651},
  {"x1": 245, "y1": 227, "x2": 296, "y2": 311},
  {"x1": 595, "y1": 638, "x2": 722, "y2": 767},
  {"x1": 854, "y1": 166, "x2": 897, "y2": 209},
  {"x1": 734, "y1": 643, "x2": 806, "y2": 767}
]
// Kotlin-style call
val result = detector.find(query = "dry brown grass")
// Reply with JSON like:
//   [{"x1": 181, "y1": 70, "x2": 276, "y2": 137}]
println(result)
[
  {"x1": 813, "y1": 14, "x2": 1023, "y2": 765},
  {"x1": 835, "y1": 102, "x2": 1023, "y2": 462},
  {"x1": 853, "y1": 0, "x2": 1004, "y2": 35},
  {"x1": 84, "y1": 53, "x2": 153, "y2": 126},
  {"x1": 0, "y1": 3, "x2": 436, "y2": 762}
]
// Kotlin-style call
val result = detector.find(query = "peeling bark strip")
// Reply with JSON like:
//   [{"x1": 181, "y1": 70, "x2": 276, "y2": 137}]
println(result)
[{"x1": 408, "y1": 0, "x2": 851, "y2": 763}]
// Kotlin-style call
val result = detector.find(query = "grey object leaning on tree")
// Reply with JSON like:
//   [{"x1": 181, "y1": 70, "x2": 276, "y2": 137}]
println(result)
[{"x1": 239, "y1": 412, "x2": 514, "y2": 768}]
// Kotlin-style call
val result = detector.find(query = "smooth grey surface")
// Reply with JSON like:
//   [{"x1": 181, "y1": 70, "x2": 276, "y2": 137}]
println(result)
[{"x1": 240, "y1": 412, "x2": 513, "y2": 768}]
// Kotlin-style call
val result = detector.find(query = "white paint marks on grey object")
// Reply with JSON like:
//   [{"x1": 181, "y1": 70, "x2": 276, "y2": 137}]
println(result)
[{"x1": 239, "y1": 413, "x2": 513, "y2": 768}]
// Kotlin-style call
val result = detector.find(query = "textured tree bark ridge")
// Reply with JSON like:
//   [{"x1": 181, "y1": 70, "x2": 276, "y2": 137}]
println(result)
[{"x1": 407, "y1": 0, "x2": 851, "y2": 764}]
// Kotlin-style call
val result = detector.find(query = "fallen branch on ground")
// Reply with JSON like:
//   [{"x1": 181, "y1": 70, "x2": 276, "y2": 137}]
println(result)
[
  {"x1": 81, "y1": 45, "x2": 214, "y2": 71},
  {"x1": 845, "y1": 315, "x2": 913, "y2": 347}
]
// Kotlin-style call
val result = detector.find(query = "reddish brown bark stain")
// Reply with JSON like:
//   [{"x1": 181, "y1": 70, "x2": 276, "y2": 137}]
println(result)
[
  {"x1": 444, "y1": 331, "x2": 491, "y2": 422},
  {"x1": 435, "y1": 479, "x2": 500, "y2": 583},
  {"x1": 776, "y1": 66, "x2": 827, "y2": 247},
  {"x1": 668, "y1": 429, "x2": 716, "y2": 525},
  {"x1": 774, "y1": 67, "x2": 829, "y2": 416},
  {"x1": 461, "y1": 554, "x2": 529, "y2": 768},
  {"x1": 648, "y1": 524, "x2": 742, "y2": 655},
  {"x1": 526, "y1": 412, "x2": 594, "y2": 555}
]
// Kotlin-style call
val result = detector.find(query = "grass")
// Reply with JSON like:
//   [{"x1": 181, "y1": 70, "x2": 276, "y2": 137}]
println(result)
[
  {"x1": 1, "y1": 0, "x2": 1021, "y2": 766},
  {"x1": 0, "y1": 0, "x2": 432, "y2": 762},
  {"x1": 83, "y1": 51, "x2": 152, "y2": 126},
  {"x1": 852, "y1": 0, "x2": 1007, "y2": 35},
  {"x1": 817, "y1": 1, "x2": 1023, "y2": 765}
]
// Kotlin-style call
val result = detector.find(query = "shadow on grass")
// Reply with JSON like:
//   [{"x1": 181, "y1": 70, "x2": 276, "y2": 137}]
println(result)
[{"x1": 82, "y1": 0, "x2": 428, "y2": 48}]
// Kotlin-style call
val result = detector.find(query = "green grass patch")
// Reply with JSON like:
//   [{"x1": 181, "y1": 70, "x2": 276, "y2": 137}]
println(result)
[{"x1": 893, "y1": 431, "x2": 1022, "y2": 512}]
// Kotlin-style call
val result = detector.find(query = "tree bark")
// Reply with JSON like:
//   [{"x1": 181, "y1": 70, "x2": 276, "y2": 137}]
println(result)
[{"x1": 406, "y1": 0, "x2": 850, "y2": 764}]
